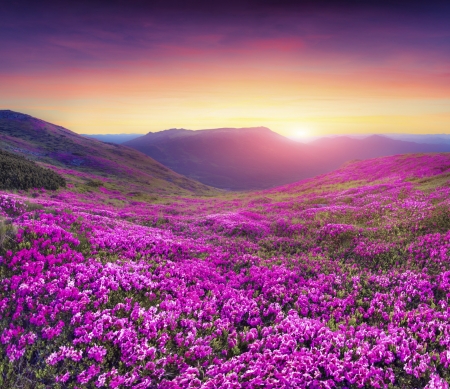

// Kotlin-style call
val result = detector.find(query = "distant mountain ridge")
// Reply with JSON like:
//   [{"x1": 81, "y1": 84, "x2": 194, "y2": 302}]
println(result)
[
  {"x1": 125, "y1": 126, "x2": 308, "y2": 190},
  {"x1": 383, "y1": 134, "x2": 450, "y2": 145},
  {"x1": 309, "y1": 134, "x2": 450, "y2": 160},
  {"x1": 124, "y1": 127, "x2": 450, "y2": 190},
  {"x1": 82, "y1": 133, "x2": 143, "y2": 144},
  {"x1": 291, "y1": 133, "x2": 450, "y2": 144},
  {"x1": 0, "y1": 110, "x2": 214, "y2": 196}
]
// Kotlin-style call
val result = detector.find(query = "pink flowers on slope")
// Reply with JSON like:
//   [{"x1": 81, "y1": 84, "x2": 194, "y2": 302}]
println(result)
[{"x1": 0, "y1": 153, "x2": 450, "y2": 388}]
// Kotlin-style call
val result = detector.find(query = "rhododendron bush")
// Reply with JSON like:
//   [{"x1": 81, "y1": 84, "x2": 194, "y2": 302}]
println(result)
[{"x1": 1, "y1": 154, "x2": 450, "y2": 388}]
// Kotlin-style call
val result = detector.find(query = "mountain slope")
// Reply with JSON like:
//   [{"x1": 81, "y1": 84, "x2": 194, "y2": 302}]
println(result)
[
  {"x1": 124, "y1": 128, "x2": 450, "y2": 190},
  {"x1": 310, "y1": 134, "x2": 450, "y2": 158},
  {"x1": 383, "y1": 134, "x2": 450, "y2": 145},
  {"x1": 125, "y1": 127, "x2": 318, "y2": 190},
  {"x1": 0, "y1": 110, "x2": 214, "y2": 196}
]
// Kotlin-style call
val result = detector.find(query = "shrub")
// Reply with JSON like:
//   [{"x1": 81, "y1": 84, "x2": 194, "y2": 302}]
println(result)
[
  {"x1": 0, "y1": 218, "x2": 16, "y2": 252},
  {"x1": 0, "y1": 149, "x2": 66, "y2": 190}
]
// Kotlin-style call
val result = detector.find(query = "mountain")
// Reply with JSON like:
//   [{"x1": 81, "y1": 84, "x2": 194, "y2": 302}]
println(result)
[
  {"x1": 0, "y1": 110, "x2": 214, "y2": 196},
  {"x1": 309, "y1": 134, "x2": 450, "y2": 162},
  {"x1": 382, "y1": 134, "x2": 450, "y2": 145},
  {"x1": 124, "y1": 128, "x2": 450, "y2": 190},
  {"x1": 125, "y1": 127, "x2": 321, "y2": 190},
  {"x1": 82, "y1": 133, "x2": 143, "y2": 144}
]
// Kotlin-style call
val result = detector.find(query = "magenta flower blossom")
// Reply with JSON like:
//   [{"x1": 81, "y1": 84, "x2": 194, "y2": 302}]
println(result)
[{"x1": 1, "y1": 153, "x2": 450, "y2": 388}]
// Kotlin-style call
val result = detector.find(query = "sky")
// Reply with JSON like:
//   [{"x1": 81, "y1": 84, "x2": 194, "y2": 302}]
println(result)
[{"x1": 1, "y1": 0, "x2": 450, "y2": 138}]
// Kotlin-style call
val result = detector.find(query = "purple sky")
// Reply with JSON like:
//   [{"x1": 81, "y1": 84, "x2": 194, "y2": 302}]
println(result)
[{"x1": 1, "y1": 0, "x2": 450, "y2": 136}]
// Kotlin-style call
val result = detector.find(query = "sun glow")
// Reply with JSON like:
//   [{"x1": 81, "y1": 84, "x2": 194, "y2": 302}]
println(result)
[
  {"x1": 284, "y1": 125, "x2": 315, "y2": 142},
  {"x1": 1, "y1": 1, "x2": 449, "y2": 135}
]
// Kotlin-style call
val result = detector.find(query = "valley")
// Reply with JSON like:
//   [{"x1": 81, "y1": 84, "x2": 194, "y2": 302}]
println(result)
[
  {"x1": 0, "y1": 114, "x2": 449, "y2": 387},
  {"x1": 124, "y1": 127, "x2": 450, "y2": 190}
]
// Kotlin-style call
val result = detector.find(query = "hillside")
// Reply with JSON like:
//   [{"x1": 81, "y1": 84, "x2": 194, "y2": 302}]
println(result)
[
  {"x1": 125, "y1": 127, "x2": 317, "y2": 190},
  {"x1": 124, "y1": 128, "x2": 450, "y2": 190},
  {"x1": 1, "y1": 152, "x2": 450, "y2": 388},
  {"x1": 309, "y1": 134, "x2": 450, "y2": 160},
  {"x1": 0, "y1": 110, "x2": 214, "y2": 196},
  {"x1": 384, "y1": 134, "x2": 450, "y2": 144}
]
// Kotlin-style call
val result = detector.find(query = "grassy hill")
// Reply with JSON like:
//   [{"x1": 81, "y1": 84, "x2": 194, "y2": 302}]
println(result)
[{"x1": 0, "y1": 110, "x2": 215, "y2": 197}]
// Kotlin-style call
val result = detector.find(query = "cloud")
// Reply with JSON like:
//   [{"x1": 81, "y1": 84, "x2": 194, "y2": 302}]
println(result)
[{"x1": 1, "y1": 0, "x2": 449, "y2": 83}]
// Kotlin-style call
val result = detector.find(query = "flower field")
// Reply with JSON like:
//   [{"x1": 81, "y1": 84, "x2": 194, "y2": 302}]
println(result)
[{"x1": 1, "y1": 153, "x2": 450, "y2": 388}]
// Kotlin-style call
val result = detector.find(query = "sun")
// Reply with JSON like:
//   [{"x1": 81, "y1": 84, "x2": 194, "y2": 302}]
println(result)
[{"x1": 286, "y1": 125, "x2": 315, "y2": 142}]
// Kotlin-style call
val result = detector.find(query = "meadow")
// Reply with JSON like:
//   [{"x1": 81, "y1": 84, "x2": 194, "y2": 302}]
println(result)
[{"x1": 1, "y1": 153, "x2": 450, "y2": 388}]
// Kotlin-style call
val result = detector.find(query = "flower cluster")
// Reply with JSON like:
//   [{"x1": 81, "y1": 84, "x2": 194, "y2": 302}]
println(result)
[{"x1": 0, "y1": 153, "x2": 450, "y2": 388}]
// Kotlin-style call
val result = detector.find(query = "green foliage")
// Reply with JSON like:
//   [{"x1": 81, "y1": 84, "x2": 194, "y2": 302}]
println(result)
[
  {"x1": 421, "y1": 205, "x2": 450, "y2": 233},
  {"x1": 0, "y1": 218, "x2": 16, "y2": 253},
  {"x1": 86, "y1": 179, "x2": 103, "y2": 188},
  {"x1": 0, "y1": 149, "x2": 66, "y2": 190}
]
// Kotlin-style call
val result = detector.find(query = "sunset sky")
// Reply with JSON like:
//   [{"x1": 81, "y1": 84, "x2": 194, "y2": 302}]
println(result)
[{"x1": 1, "y1": 0, "x2": 449, "y2": 138}]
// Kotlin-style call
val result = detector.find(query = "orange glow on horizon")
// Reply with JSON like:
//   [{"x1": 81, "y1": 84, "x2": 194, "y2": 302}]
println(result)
[{"x1": 1, "y1": 59, "x2": 449, "y2": 137}]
